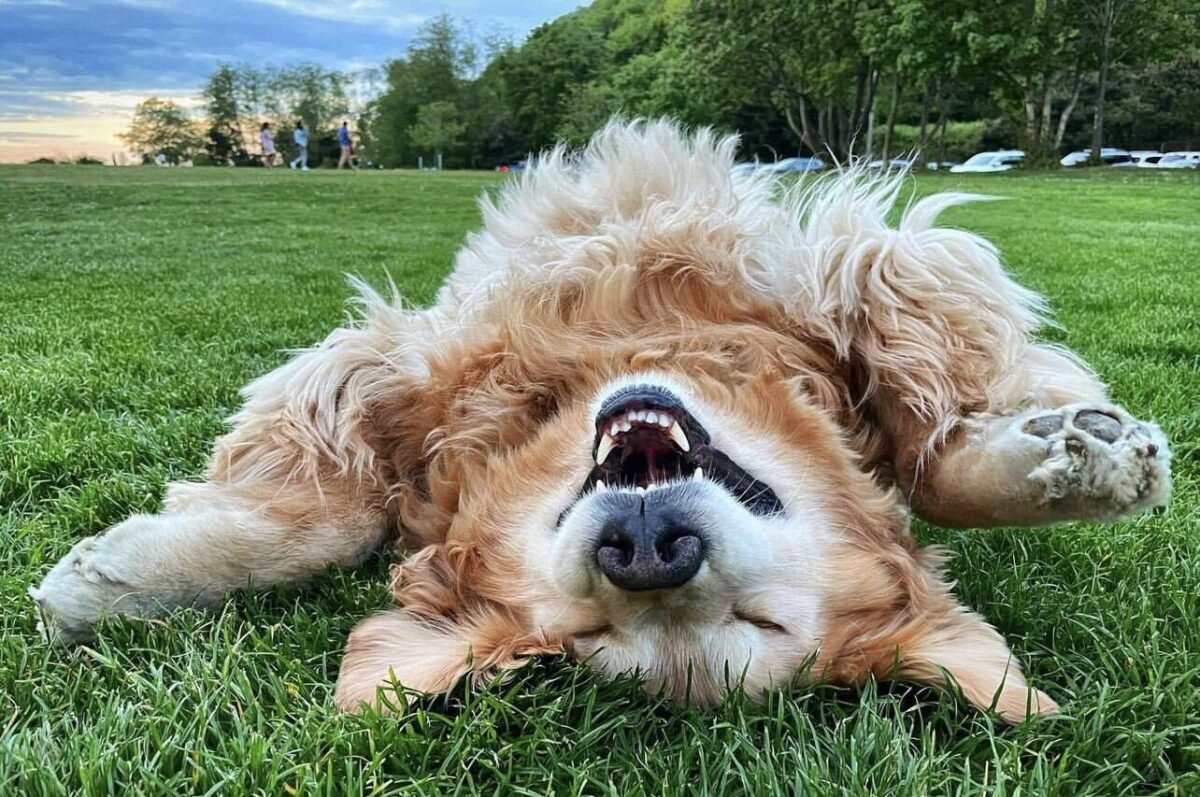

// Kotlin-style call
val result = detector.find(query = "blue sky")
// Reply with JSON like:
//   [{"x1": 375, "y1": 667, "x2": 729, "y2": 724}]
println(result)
[{"x1": 0, "y1": 0, "x2": 581, "y2": 161}]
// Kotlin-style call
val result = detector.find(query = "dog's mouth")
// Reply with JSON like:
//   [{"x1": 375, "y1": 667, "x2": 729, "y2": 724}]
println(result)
[{"x1": 581, "y1": 386, "x2": 783, "y2": 515}]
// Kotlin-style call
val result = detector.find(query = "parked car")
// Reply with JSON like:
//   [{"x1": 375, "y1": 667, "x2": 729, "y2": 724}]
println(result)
[
  {"x1": 866, "y1": 157, "x2": 914, "y2": 172},
  {"x1": 767, "y1": 156, "x2": 827, "y2": 173},
  {"x1": 1060, "y1": 148, "x2": 1133, "y2": 167},
  {"x1": 1156, "y1": 151, "x2": 1200, "y2": 169},
  {"x1": 1130, "y1": 151, "x2": 1164, "y2": 168},
  {"x1": 950, "y1": 150, "x2": 1024, "y2": 173}
]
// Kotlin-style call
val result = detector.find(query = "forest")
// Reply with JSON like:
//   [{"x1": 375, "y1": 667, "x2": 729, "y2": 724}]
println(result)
[{"x1": 125, "y1": 0, "x2": 1200, "y2": 168}]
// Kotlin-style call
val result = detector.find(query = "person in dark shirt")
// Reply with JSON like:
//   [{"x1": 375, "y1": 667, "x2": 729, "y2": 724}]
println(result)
[{"x1": 337, "y1": 121, "x2": 357, "y2": 171}]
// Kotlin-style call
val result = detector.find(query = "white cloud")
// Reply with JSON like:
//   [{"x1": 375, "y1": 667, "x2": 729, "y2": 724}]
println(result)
[
  {"x1": 41, "y1": 88, "x2": 203, "y2": 113},
  {"x1": 245, "y1": 0, "x2": 427, "y2": 29}
]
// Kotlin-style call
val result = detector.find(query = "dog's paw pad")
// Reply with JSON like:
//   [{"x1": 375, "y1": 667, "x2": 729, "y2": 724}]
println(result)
[
  {"x1": 1022, "y1": 403, "x2": 1171, "y2": 520},
  {"x1": 1073, "y1": 409, "x2": 1122, "y2": 443},
  {"x1": 1022, "y1": 414, "x2": 1064, "y2": 438}
]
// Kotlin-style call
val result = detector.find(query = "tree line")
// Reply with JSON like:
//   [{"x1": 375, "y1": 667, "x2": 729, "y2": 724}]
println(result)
[
  {"x1": 122, "y1": 0, "x2": 1200, "y2": 169},
  {"x1": 122, "y1": 64, "x2": 354, "y2": 166}
]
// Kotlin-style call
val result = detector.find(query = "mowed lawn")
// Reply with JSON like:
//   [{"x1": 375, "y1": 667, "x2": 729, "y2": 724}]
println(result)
[{"x1": 1, "y1": 163, "x2": 1197, "y2": 795}]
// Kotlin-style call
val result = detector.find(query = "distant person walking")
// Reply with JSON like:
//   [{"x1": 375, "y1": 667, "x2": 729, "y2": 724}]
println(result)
[
  {"x1": 337, "y1": 121, "x2": 357, "y2": 171},
  {"x1": 289, "y1": 120, "x2": 309, "y2": 171},
  {"x1": 260, "y1": 122, "x2": 277, "y2": 168}
]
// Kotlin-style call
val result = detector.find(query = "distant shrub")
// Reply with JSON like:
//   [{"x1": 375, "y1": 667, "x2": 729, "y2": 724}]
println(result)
[
  {"x1": 876, "y1": 121, "x2": 988, "y2": 162},
  {"x1": 74, "y1": 156, "x2": 104, "y2": 165},
  {"x1": 28, "y1": 157, "x2": 58, "y2": 165}
]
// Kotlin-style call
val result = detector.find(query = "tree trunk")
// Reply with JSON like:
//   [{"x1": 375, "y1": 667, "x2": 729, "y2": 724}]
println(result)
[
  {"x1": 917, "y1": 82, "x2": 931, "y2": 160},
  {"x1": 860, "y1": 68, "x2": 880, "y2": 157},
  {"x1": 836, "y1": 101, "x2": 849, "y2": 158},
  {"x1": 849, "y1": 60, "x2": 867, "y2": 157},
  {"x1": 784, "y1": 97, "x2": 821, "y2": 155},
  {"x1": 1038, "y1": 72, "x2": 1056, "y2": 148},
  {"x1": 1054, "y1": 68, "x2": 1084, "y2": 150},
  {"x1": 1090, "y1": 2, "x2": 1115, "y2": 164},
  {"x1": 882, "y1": 72, "x2": 902, "y2": 160},
  {"x1": 929, "y1": 77, "x2": 944, "y2": 162},
  {"x1": 935, "y1": 91, "x2": 950, "y2": 167}
]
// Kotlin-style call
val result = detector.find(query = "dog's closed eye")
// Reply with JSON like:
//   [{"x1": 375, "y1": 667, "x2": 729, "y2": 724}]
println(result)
[
  {"x1": 574, "y1": 624, "x2": 613, "y2": 639},
  {"x1": 732, "y1": 611, "x2": 787, "y2": 633}
]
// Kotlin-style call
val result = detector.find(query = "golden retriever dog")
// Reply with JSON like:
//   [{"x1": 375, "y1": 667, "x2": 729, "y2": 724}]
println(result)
[{"x1": 31, "y1": 120, "x2": 1171, "y2": 723}]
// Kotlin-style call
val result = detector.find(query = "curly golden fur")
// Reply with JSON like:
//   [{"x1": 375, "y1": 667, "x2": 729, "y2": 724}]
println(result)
[{"x1": 32, "y1": 120, "x2": 1171, "y2": 724}]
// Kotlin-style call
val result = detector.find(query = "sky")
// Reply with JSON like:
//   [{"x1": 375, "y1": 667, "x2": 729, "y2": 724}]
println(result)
[{"x1": 0, "y1": 0, "x2": 581, "y2": 163}]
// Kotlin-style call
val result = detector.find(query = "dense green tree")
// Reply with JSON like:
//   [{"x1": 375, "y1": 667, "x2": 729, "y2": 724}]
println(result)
[
  {"x1": 492, "y1": 12, "x2": 610, "y2": 152},
  {"x1": 365, "y1": 15, "x2": 480, "y2": 167},
  {"x1": 201, "y1": 65, "x2": 248, "y2": 164},
  {"x1": 1104, "y1": 52, "x2": 1200, "y2": 149},
  {"x1": 174, "y1": 0, "x2": 1200, "y2": 169},
  {"x1": 120, "y1": 98, "x2": 204, "y2": 163},
  {"x1": 408, "y1": 101, "x2": 468, "y2": 164}
]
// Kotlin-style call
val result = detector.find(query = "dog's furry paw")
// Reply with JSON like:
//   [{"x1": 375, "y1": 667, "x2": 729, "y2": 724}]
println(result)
[
  {"x1": 29, "y1": 523, "x2": 156, "y2": 644},
  {"x1": 1018, "y1": 403, "x2": 1171, "y2": 520}
]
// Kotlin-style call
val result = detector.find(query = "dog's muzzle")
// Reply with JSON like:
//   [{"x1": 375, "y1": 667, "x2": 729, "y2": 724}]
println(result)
[{"x1": 569, "y1": 383, "x2": 784, "y2": 592}]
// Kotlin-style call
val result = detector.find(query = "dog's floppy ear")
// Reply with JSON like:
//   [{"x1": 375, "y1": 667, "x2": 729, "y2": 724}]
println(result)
[
  {"x1": 334, "y1": 544, "x2": 561, "y2": 714},
  {"x1": 896, "y1": 608, "x2": 1059, "y2": 724}
]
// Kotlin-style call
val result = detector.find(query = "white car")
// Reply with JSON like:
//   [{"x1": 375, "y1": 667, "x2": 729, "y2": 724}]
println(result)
[
  {"x1": 1156, "y1": 152, "x2": 1200, "y2": 169},
  {"x1": 950, "y1": 150, "x2": 1024, "y2": 173},
  {"x1": 866, "y1": 158, "x2": 914, "y2": 172},
  {"x1": 1060, "y1": 148, "x2": 1132, "y2": 167},
  {"x1": 1130, "y1": 151, "x2": 1164, "y2": 168}
]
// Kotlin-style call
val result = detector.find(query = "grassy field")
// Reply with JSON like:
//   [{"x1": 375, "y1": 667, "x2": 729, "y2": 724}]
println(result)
[{"x1": 1, "y1": 164, "x2": 1197, "y2": 795}]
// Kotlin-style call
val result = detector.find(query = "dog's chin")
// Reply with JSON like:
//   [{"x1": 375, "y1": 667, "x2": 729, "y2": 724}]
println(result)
[{"x1": 567, "y1": 613, "x2": 807, "y2": 706}]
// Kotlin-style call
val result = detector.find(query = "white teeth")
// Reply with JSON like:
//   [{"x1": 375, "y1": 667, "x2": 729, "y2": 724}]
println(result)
[
  {"x1": 620, "y1": 420, "x2": 631, "y2": 432},
  {"x1": 595, "y1": 434, "x2": 617, "y2": 465},
  {"x1": 595, "y1": 480, "x2": 607, "y2": 492},
  {"x1": 692, "y1": 467, "x2": 704, "y2": 481},
  {"x1": 609, "y1": 422, "x2": 620, "y2": 437},
  {"x1": 659, "y1": 416, "x2": 671, "y2": 428},
  {"x1": 669, "y1": 424, "x2": 691, "y2": 452},
  {"x1": 645, "y1": 411, "x2": 658, "y2": 425}
]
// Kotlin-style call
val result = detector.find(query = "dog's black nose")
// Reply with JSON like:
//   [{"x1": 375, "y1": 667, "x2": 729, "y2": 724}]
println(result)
[{"x1": 595, "y1": 498, "x2": 703, "y2": 591}]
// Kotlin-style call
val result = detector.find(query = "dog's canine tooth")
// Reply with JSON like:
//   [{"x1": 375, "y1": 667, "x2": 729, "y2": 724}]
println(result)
[
  {"x1": 669, "y1": 424, "x2": 691, "y2": 452},
  {"x1": 609, "y1": 422, "x2": 621, "y2": 437},
  {"x1": 596, "y1": 434, "x2": 617, "y2": 465},
  {"x1": 692, "y1": 467, "x2": 704, "y2": 481},
  {"x1": 595, "y1": 480, "x2": 608, "y2": 492}
]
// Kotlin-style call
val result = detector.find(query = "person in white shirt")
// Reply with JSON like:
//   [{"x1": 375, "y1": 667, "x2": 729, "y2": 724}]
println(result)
[
  {"x1": 260, "y1": 122, "x2": 277, "y2": 168},
  {"x1": 290, "y1": 120, "x2": 309, "y2": 171}
]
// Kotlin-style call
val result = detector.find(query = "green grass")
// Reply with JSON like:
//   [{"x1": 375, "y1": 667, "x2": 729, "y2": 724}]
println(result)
[{"x1": 1, "y1": 165, "x2": 1197, "y2": 795}]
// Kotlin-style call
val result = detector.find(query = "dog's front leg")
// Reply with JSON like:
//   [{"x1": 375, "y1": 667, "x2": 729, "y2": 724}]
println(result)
[{"x1": 30, "y1": 482, "x2": 388, "y2": 642}]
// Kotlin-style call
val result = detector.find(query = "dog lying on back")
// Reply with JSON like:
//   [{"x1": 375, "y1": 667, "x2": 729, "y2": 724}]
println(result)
[{"x1": 32, "y1": 121, "x2": 1171, "y2": 722}]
